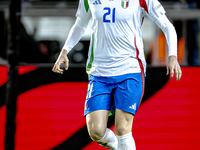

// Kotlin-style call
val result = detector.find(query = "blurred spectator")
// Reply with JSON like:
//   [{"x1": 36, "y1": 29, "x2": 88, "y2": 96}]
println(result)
[
  {"x1": 1, "y1": 9, "x2": 61, "y2": 64},
  {"x1": 184, "y1": 0, "x2": 200, "y2": 8},
  {"x1": 161, "y1": 0, "x2": 200, "y2": 8},
  {"x1": 0, "y1": 11, "x2": 8, "y2": 64},
  {"x1": 185, "y1": 0, "x2": 199, "y2": 66},
  {"x1": 18, "y1": 22, "x2": 60, "y2": 63},
  {"x1": 163, "y1": 0, "x2": 200, "y2": 66},
  {"x1": 19, "y1": 22, "x2": 50, "y2": 63}
]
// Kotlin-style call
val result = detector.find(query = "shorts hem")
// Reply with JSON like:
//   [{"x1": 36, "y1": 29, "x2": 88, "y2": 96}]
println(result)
[
  {"x1": 115, "y1": 107, "x2": 136, "y2": 116},
  {"x1": 84, "y1": 108, "x2": 110, "y2": 117}
]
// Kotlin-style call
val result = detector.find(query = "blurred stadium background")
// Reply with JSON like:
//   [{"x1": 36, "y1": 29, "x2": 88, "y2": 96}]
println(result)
[{"x1": 0, "y1": 0, "x2": 200, "y2": 149}]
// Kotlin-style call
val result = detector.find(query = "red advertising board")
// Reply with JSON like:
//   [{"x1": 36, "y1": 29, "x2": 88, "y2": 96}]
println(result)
[{"x1": 0, "y1": 66, "x2": 200, "y2": 150}]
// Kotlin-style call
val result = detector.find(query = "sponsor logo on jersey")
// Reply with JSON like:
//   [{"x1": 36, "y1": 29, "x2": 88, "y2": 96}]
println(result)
[
  {"x1": 154, "y1": 4, "x2": 162, "y2": 10},
  {"x1": 122, "y1": 0, "x2": 129, "y2": 9},
  {"x1": 129, "y1": 103, "x2": 136, "y2": 110},
  {"x1": 93, "y1": 0, "x2": 102, "y2": 5}
]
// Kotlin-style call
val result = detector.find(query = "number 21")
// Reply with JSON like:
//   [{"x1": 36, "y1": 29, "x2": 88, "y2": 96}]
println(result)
[{"x1": 103, "y1": 7, "x2": 116, "y2": 23}]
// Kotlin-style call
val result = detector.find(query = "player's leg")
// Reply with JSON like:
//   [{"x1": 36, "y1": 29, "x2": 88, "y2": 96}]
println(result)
[
  {"x1": 114, "y1": 73, "x2": 145, "y2": 150},
  {"x1": 84, "y1": 75, "x2": 118, "y2": 149},
  {"x1": 115, "y1": 109, "x2": 136, "y2": 150},
  {"x1": 86, "y1": 110, "x2": 109, "y2": 140},
  {"x1": 86, "y1": 110, "x2": 118, "y2": 150}
]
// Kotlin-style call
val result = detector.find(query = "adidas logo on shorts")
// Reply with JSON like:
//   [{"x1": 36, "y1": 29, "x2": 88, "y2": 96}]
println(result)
[{"x1": 129, "y1": 103, "x2": 136, "y2": 110}]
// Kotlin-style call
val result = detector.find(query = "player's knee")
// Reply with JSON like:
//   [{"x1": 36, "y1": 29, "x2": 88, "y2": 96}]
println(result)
[
  {"x1": 88, "y1": 124, "x2": 106, "y2": 141},
  {"x1": 115, "y1": 125, "x2": 127, "y2": 136},
  {"x1": 115, "y1": 109, "x2": 134, "y2": 136}
]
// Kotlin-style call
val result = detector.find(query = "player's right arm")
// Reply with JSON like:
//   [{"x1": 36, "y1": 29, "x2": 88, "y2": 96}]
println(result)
[{"x1": 52, "y1": 0, "x2": 91, "y2": 74}]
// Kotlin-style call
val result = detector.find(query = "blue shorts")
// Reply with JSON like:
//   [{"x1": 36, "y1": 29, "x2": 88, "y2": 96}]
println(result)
[{"x1": 84, "y1": 73, "x2": 145, "y2": 117}]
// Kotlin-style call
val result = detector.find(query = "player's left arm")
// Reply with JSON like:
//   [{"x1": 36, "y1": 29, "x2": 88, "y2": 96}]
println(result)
[
  {"x1": 155, "y1": 15, "x2": 182, "y2": 80},
  {"x1": 144, "y1": 0, "x2": 182, "y2": 80},
  {"x1": 166, "y1": 55, "x2": 182, "y2": 80}
]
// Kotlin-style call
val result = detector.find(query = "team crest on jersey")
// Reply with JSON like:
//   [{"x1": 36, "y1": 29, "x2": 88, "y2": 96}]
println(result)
[{"x1": 122, "y1": 0, "x2": 129, "y2": 9}]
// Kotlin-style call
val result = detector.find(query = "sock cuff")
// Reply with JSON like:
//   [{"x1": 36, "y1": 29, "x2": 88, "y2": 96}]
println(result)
[
  {"x1": 116, "y1": 132, "x2": 132, "y2": 140},
  {"x1": 95, "y1": 129, "x2": 108, "y2": 142},
  {"x1": 96, "y1": 128, "x2": 113, "y2": 142},
  {"x1": 95, "y1": 128, "x2": 118, "y2": 149}
]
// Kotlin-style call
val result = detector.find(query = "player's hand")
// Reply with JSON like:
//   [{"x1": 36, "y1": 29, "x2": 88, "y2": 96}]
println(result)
[
  {"x1": 166, "y1": 55, "x2": 182, "y2": 80},
  {"x1": 52, "y1": 49, "x2": 69, "y2": 74}
]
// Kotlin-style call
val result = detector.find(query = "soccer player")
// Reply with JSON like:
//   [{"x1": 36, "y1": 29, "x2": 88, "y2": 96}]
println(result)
[{"x1": 52, "y1": 0, "x2": 182, "y2": 149}]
